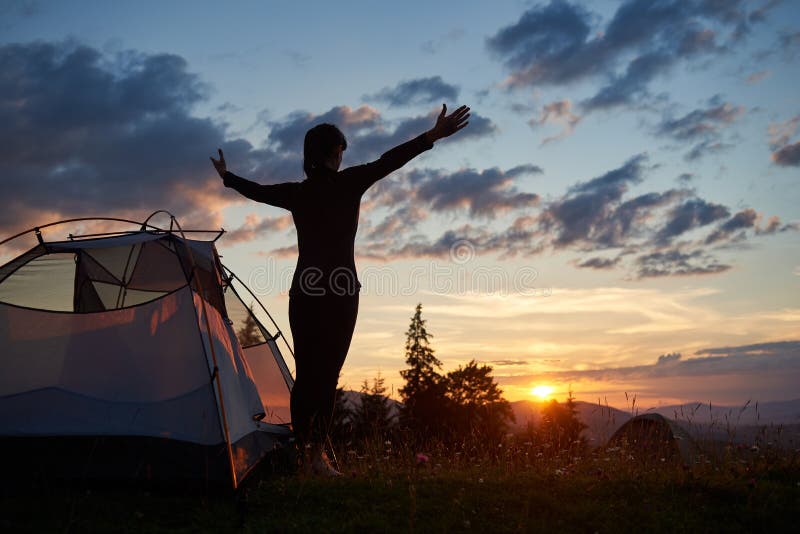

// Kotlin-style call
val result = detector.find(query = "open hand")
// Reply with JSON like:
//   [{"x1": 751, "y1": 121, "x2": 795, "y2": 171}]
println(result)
[
  {"x1": 427, "y1": 104, "x2": 470, "y2": 142},
  {"x1": 210, "y1": 148, "x2": 227, "y2": 178}
]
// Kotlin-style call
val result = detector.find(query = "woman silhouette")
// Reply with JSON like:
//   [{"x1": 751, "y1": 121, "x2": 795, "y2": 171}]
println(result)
[{"x1": 211, "y1": 104, "x2": 470, "y2": 475}]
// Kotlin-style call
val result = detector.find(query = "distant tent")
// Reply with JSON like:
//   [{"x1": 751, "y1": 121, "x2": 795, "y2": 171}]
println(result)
[
  {"x1": 0, "y1": 213, "x2": 294, "y2": 489},
  {"x1": 607, "y1": 413, "x2": 697, "y2": 463}
]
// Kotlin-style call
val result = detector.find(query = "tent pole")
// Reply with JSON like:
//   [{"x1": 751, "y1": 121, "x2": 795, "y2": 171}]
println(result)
[
  {"x1": 1, "y1": 216, "x2": 169, "y2": 247},
  {"x1": 171, "y1": 214, "x2": 239, "y2": 490}
]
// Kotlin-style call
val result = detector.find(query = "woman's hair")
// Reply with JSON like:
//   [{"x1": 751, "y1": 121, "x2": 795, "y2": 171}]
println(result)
[{"x1": 303, "y1": 123, "x2": 347, "y2": 177}]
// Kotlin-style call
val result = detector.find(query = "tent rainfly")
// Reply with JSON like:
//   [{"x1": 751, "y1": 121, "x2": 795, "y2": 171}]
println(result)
[
  {"x1": 0, "y1": 213, "x2": 294, "y2": 489},
  {"x1": 607, "y1": 413, "x2": 697, "y2": 463}
]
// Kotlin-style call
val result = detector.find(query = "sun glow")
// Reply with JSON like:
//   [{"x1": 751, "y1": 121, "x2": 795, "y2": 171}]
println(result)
[{"x1": 530, "y1": 385, "x2": 554, "y2": 400}]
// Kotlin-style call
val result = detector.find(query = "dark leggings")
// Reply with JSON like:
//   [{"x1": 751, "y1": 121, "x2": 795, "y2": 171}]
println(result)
[{"x1": 289, "y1": 292, "x2": 359, "y2": 446}]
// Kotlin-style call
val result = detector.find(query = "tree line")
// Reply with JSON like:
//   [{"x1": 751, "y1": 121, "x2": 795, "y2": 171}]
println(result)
[{"x1": 238, "y1": 302, "x2": 587, "y2": 450}]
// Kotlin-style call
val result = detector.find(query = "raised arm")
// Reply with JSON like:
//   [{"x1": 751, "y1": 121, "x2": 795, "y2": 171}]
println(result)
[
  {"x1": 210, "y1": 149, "x2": 297, "y2": 210},
  {"x1": 346, "y1": 104, "x2": 470, "y2": 194}
]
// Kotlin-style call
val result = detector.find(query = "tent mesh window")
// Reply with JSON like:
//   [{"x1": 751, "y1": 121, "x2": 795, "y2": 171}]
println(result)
[
  {"x1": 0, "y1": 234, "x2": 227, "y2": 315},
  {"x1": 0, "y1": 252, "x2": 76, "y2": 311}
]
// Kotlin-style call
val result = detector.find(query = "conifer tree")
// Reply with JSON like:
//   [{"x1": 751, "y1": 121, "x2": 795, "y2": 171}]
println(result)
[
  {"x1": 236, "y1": 303, "x2": 262, "y2": 347},
  {"x1": 399, "y1": 303, "x2": 442, "y2": 402},
  {"x1": 536, "y1": 390, "x2": 587, "y2": 451},
  {"x1": 353, "y1": 373, "x2": 394, "y2": 439},
  {"x1": 398, "y1": 303, "x2": 446, "y2": 433}
]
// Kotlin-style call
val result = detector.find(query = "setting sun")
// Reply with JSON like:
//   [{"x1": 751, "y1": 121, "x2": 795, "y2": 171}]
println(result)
[{"x1": 530, "y1": 385, "x2": 554, "y2": 400}]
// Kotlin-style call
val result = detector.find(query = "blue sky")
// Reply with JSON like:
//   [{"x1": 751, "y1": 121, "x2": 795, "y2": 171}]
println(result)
[{"x1": 1, "y1": 0, "x2": 798, "y2": 406}]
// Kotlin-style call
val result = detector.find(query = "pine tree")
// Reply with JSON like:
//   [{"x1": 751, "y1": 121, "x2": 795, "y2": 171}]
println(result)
[
  {"x1": 399, "y1": 303, "x2": 442, "y2": 402},
  {"x1": 353, "y1": 373, "x2": 394, "y2": 439},
  {"x1": 236, "y1": 303, "x2": 263, "y2": 347},
  {"x1": 536, "y1": 390, "x2": 587, "y2": 452},
  {"x1": 398, "y1": 303, "x2": 446, "y2": 434},
  {"x1": 563, "y1": 389, "x2": 588, "y2": 447}
]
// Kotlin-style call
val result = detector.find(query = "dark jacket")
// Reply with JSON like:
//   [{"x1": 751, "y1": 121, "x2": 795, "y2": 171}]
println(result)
[{"x1": 223, "y1": 133, "x2": 434, "y2": 296}]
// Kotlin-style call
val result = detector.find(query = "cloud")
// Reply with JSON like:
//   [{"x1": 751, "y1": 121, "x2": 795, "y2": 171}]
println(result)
[
  {"x1": 363, "y1": 76, "x2": 460, "y2": 107},
  {"x1": 704, "y1": 208, "x2": 758, "y2": 244},
  {"x1": 529, "y1": 99, "x2": 582, "y2": 144},
  {"x1": 356, "y1": 150, "x2": 792, "y2": 276},
  {"x1": 745, "y1": 70, "x2": 770, "y2": 84},
  {"x1": 225, "y1": 213, "x2": 293, "y2": 244},
  {"x1": 772, "y1": 142, "x2": 800, "y2": 166},
  {"x1": 636, "y1": 248, "x2": 730, "y2": 278},
  {"x1": 768, "y1": 114, "x2": 800, "y2": 166},
  {"x1": 514, "y1": 340, "x2": 800, "y2": 381},
  {"x1": 266, "y1": 105, "x2": 381, "y2": 154},
  {"x1": 702, "y1": 208, "x2": 796, "y2": 245},
  {"x1": 768, "y1": 114, "x2": 800, "y2": 150},
  {"x1": 538, "y1": 154, "x2": 658, "y2": 248},
  {"x1": 684, "y1": 140, "x2": 734, "y2": 161},
  {"x1": 355, "y1": 216, "x2": 546, "y2": 262},
  {"x1": 581, "y1": 51, "x2": 674, "y2": 112},
  {"x1": 576, "y1": 256, "x2": 622, "y2": 270},
  {"x1": 354, "y1": 150, "x2": 793, "y2": 278},
  {"x1": 412, "y1": 165, "x2": 542, "y2": 218},
  {"x1": 267, "y1": 105, "x2": 497, "y2": 169},
  {"x1": 656, "y1": 97, "x2": 745, "y2": 160},
  {"x1": 486, "y1": 0, "x2": 596, "y2": 87},
  {"x1": 491, "y1": 359, "x2": 530, "y2": 366},
  {"x1": 0, "y1": 41, "x2": 235, "y2": 236},
  {"x1": 486, "y1": 0, "x2": 775, "y2": 112},
  {"x1": 657, "y1": 99, "x2": 745, "y2": 141},
  {"x1": 656, "y1": 352, "x2": 682, "y2": 365},
  {"x1": 655, "y1": 198, "x2": 730, "y2": 245},
  {"x1": 366, "y1": 205, "x2": 428, "y2": 241},
  {"x1": 0, "y1": 40, "x2": 500, "y2": 247}
]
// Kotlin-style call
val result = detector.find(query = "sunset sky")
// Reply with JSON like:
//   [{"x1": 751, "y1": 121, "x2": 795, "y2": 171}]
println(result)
[{"x1": 2, "y1": 0, "x2": 798, "y2": 408}]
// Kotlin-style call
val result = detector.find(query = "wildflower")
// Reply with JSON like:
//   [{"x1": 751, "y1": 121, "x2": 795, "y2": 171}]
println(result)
[
  {"x1": 750, "y1": 445, "x2": 760, "y2": 453},
  {"x1": 416, "y1": 452, "x2": 430, "y2": 465}
]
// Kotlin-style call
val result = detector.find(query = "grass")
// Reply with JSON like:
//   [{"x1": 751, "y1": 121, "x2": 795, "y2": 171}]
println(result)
[{"x1": 2, "y1": 435, "x2": 798, "y2": 533}]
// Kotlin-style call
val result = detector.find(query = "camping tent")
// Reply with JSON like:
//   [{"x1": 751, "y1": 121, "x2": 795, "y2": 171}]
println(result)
[
  {"x1": 607, "y1": 413, "x2": 697, "y2": 463},
  {"x1": 0, "y1": 213, "x2": 294, "y2": 489}
]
